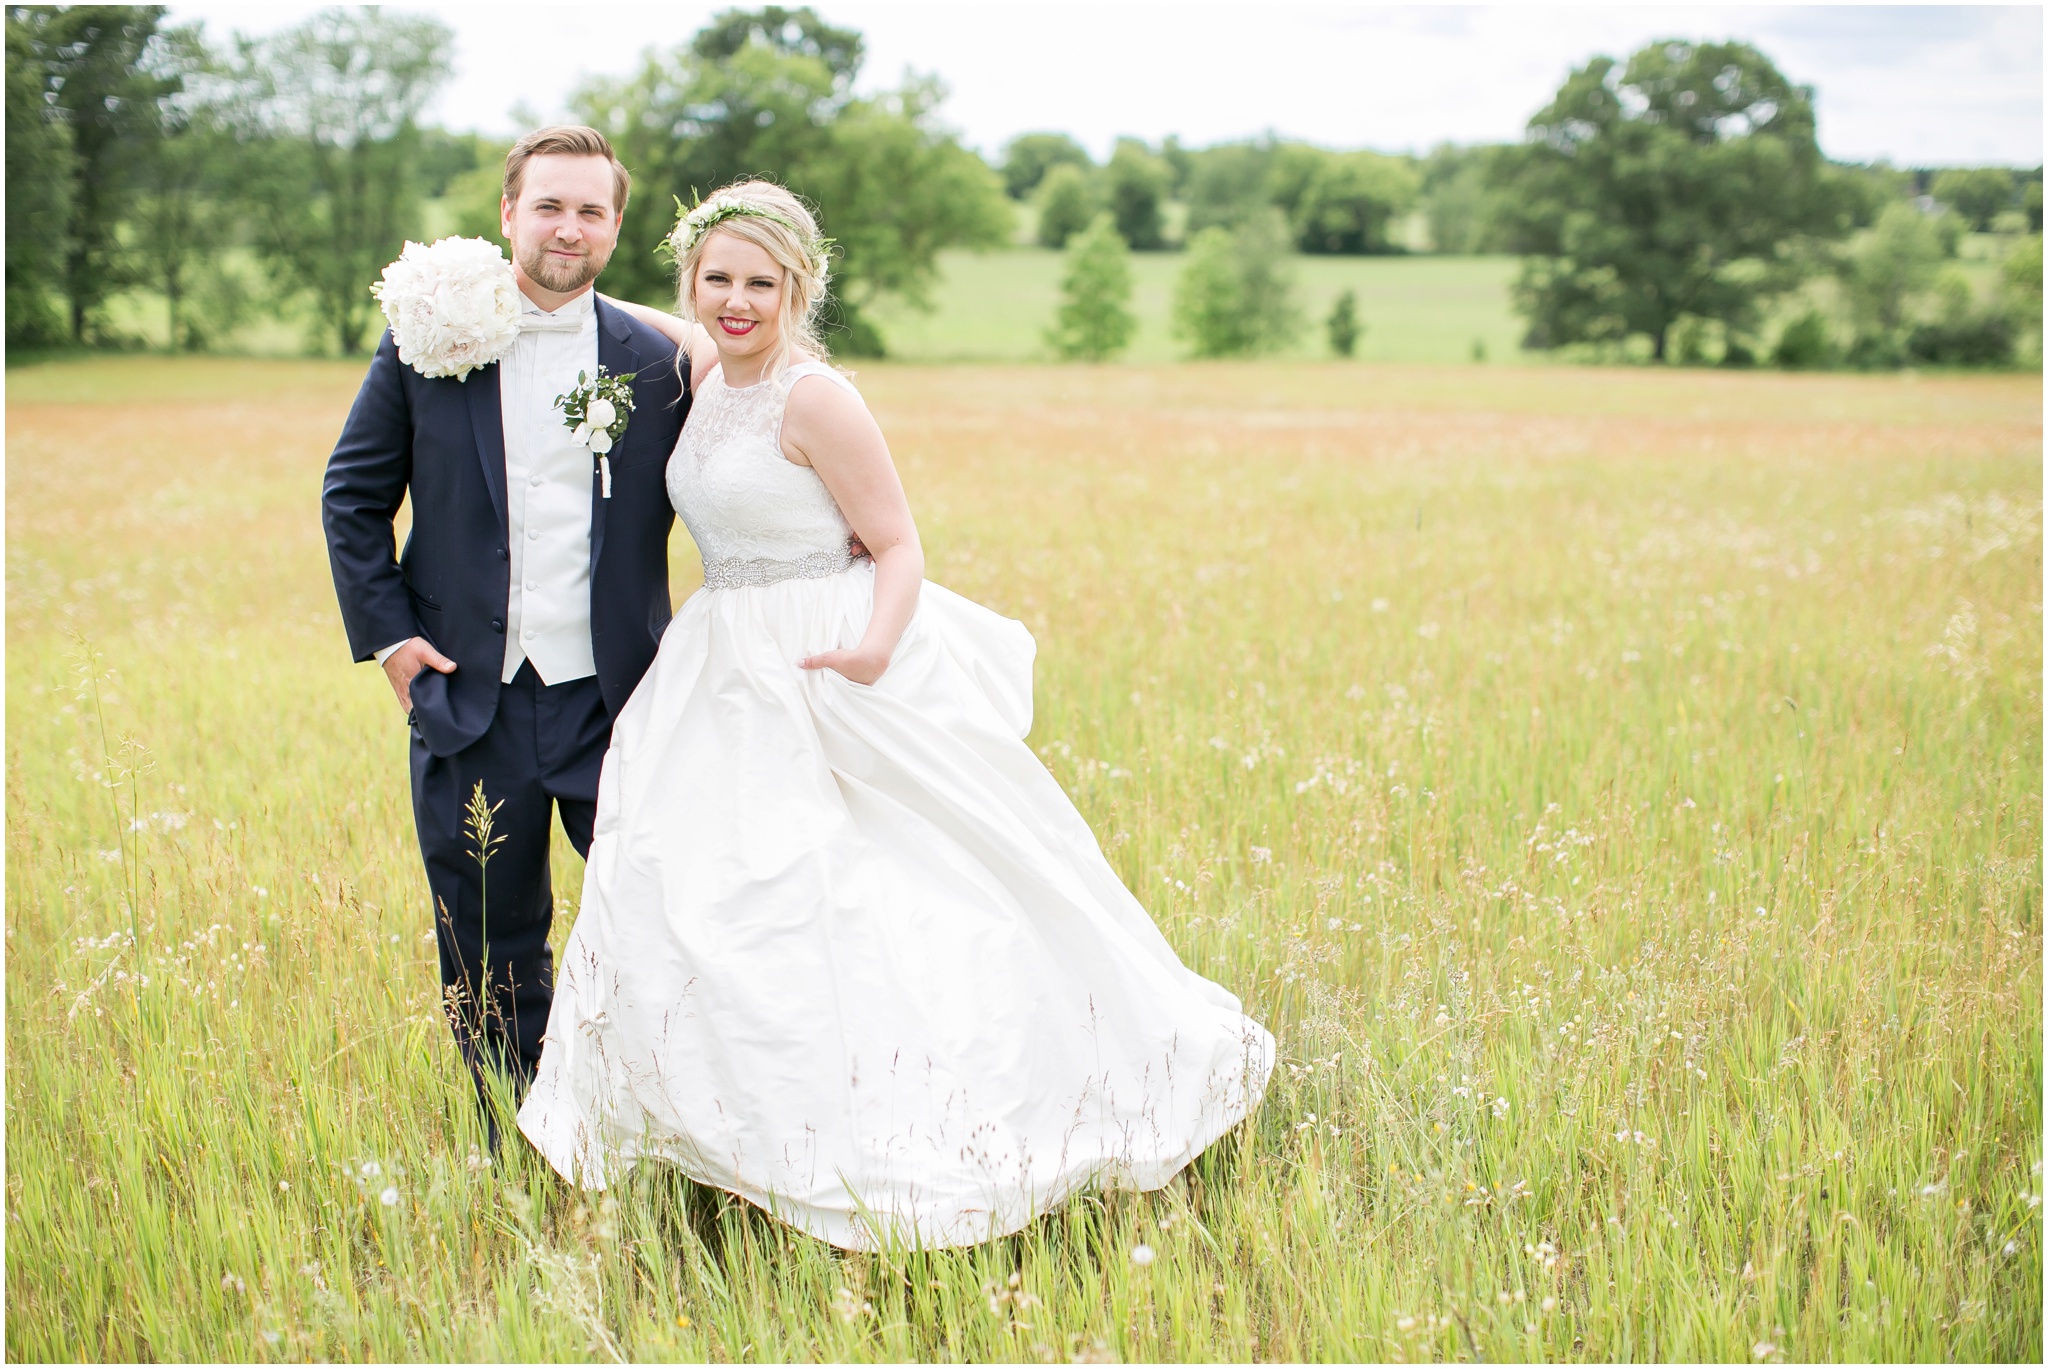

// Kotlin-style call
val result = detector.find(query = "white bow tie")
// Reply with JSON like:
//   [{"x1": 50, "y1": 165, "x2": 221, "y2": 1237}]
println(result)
[{"x1": 519, "y1": 311, "x2": 587, "y2": 334}]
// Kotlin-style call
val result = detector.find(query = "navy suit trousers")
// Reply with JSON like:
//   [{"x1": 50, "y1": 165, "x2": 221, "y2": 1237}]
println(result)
[{"x1": 409, "y1": 660, "x2": 610, "y2": 1132}]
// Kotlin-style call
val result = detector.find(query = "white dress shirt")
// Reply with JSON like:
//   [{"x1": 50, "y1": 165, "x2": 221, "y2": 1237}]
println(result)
[{"x1": 498, "y1": 289, "x2": 600, "y2": 684}]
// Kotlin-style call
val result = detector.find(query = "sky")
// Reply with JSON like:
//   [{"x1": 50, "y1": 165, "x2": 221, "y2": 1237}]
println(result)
[{"x1": 166, "y1": 2, "x2": 2044, "y2": 167}]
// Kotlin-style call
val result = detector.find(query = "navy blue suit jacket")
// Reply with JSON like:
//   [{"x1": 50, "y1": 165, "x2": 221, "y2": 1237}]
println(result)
[{"x1": 323, "y1": 298, "x2": 689, "y2": 757}]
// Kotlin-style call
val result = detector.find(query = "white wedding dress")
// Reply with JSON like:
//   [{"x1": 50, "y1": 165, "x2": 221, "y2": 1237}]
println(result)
[{"x1": 517, "y1": 361, "x2": 1274, "y2": 1250}]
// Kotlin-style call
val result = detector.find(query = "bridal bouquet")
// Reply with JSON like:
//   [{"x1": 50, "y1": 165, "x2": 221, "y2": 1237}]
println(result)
[
  {"x1": 555, "y1": 367, "x2": 638, "y2": 498},
  {"x1": 370, "y1": 237, "x2": 523, "y2": 381}
]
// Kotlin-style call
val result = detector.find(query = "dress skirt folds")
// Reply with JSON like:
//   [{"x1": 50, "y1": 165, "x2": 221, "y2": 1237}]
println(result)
[{"x1": 517, "y1": 560, "x2": 1275, "y2": 1249}]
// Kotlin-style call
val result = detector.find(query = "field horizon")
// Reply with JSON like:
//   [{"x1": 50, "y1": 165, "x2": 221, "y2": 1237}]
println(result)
[{"x1": 6, "y1": 354, "x2": 2040, "y2": 1361}]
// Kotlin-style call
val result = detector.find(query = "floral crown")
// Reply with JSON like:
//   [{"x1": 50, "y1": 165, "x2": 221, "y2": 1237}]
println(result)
[{"x1": 664, "y1": 192, "x2": 834, "y2": 280}]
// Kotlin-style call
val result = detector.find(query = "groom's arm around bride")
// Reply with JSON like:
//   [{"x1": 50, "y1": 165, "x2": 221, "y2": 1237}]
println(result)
[{"x1": 320, "y1": 125, "x2": 686, "y2": 1140}]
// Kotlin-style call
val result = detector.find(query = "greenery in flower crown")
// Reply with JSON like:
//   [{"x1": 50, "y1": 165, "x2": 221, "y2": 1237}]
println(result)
[{"x1": 660, "y1": 193, "x2": 835, "y2": 280}]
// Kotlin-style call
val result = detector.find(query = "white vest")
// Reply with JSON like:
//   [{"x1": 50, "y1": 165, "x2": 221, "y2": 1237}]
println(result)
[{"x1": 499, "y1": 290, "x2": 600, "y2": 685}]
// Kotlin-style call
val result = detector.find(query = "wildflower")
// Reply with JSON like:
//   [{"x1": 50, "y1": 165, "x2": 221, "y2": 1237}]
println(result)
[
  {"x1": 1497, "y1": 1290, "x2": 1513, "y2": 1305},
  {"x1": 360, "y1": 1161, "x2": 380, "y2": 1179},
  {"x1": 277, "y1": 1180, "x2": 289, "y2": 1192},
  {"x1": 1395, "y1": 1315, "x2": 1416, "y2": 1332},
  {"x1": 1130, "y1": 1243, "x2": 1155, "y2": 1267},
  {"x1": 1250, "y1": 846, "x2": 1272, "y2": 863},
  {"x1": 262, "y1": 1330, "x2": 281, "y2": 1346},
  {"x1": 676, "y1": 1315, "x2": 692, "y2": 1329},
  {"x1": 222, "y1": 1273, "x2": 246, "y2": 1295},
  {"x1": 379, "y1": 1186, "x2": 400, "y2": 1207},
  {"x1": 1752, "y1": 1340, "x2": 1778, "y2": 1360},
  {"x1": 1541, "y1": 1296, "x2": 1558, "y2": 1312}
]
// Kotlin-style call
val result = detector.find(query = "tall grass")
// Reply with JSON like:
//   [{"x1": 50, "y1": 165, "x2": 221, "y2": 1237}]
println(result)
[{"x1": 6, "y1": 357, "x2": 2040, "y2": 1361}]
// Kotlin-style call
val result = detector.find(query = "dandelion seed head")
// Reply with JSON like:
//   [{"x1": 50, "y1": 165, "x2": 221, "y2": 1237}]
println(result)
[
  {"x1": 1129, "y1": 1243, "x2": 1155, "y2": 1267},
  {"x1": 379, "y1": 1186, "x2": 399, "y2": 1207}
]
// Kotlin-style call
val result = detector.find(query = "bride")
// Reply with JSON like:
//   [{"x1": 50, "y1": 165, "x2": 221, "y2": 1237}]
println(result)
[{"x1": 516, "y1": 179, "x2": 1275, "y2": 1250}]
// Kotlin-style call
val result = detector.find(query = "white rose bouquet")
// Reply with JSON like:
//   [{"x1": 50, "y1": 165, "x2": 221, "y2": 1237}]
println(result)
[
  {"x1": 370, "y1": 236, "x2": 523, "y2": 381},
  {"x1": 555, "y1": 367, "x2": 638, "y2": 498}
]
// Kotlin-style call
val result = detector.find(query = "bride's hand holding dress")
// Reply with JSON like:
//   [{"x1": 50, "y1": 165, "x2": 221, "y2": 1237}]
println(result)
[{"x1": 783, "y1": 367, "x2": 918, "y2": 687}]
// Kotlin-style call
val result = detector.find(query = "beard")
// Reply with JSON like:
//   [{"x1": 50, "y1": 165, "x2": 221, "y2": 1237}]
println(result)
[{"x1": 517, "y1": 235, "x2": 609, "y2": 294}]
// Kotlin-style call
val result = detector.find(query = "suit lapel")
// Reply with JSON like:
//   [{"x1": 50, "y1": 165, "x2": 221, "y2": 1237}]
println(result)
[
  {"x1": 464, "y1": 363, "x2": 509, "y2": 541},
  {"x1": 589, "y1": 298, "x2": 643, "y2": 577}
]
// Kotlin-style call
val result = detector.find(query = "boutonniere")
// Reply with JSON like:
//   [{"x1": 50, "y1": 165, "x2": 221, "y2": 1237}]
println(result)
[
  {"x1": 369, "y1": 237, "x2": 522, "y2": 380},
  {"x1": 555, "y1": 367, "x2": 638, "y2": 498}
]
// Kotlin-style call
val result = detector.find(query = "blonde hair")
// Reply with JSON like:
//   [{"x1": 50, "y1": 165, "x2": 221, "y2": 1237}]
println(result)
[{"x1": 671, "y1": 180, "x2": 832, "y2": 370}]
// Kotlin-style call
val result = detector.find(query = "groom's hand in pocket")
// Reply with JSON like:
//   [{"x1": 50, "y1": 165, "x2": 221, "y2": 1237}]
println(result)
[{"x1": 382, "y1": 637, "x2": 457, "y2": 713}]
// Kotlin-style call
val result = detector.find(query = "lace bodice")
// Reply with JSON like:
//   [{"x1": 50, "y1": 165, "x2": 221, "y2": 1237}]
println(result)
[{"x1": 667, "y1": 361, "x2": 858, "y2": 577}]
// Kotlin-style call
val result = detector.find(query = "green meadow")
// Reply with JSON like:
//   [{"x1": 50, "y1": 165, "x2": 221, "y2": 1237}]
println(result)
[
  {"x1": 865, "y1": 250, "x2": 1527, "y2": 365},
  {"x1": 5, "y1": 355, "x2": 2040, "y2": 1361}
]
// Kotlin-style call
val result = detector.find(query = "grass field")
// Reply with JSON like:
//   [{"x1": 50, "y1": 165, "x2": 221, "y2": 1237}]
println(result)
[
  {"x1": 865, "y1": 250, "x2": 1528, "y2": 365},
  {"x1": 6, "y1": 355, "x2": 2041, "y2": 1361}
]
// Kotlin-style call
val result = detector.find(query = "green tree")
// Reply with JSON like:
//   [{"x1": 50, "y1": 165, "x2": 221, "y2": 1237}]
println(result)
[
  {"x1": 5, "y1": 6, "x2": 76, "y2": 346},
  {"x1": 1033, "y1": 162, "x2": 1099, "y2": 249},
  {"x1": 1930, "y1": 167, "x2": 2017, "y2": 232},
  {"x1": 1325, "y1": 287, "x2": 1360, "y2": 356},
  {"x1": 130, "y1": 22, "x2": 232, "y2": 351},
  {"x1": 1271, "y1": 144, "x2": 1417, "y2": 254},
  {"x1": 1419, "y1": 143, "x2": 1503, "y2": 254},
  {"x1": 1838, "y1": 200, "x2": 1946, "y2": 364},
  {"x1": 1045, "y1": 212, "x2": 1134, "y2": 361},
  {"x1": 413, "y1": 127, "x2": 488, "y2": 198},
  {"x1": 1492, "y1": 39, "x2": 1856, "y2": 360},
  {"x1": 1182, "y1": 138, "x2": 1277, "y2": 236},
  {"x1": 1172, "y1": 210, "x2": 1296, "y2": 358},
  {"x1": 793, "y1": 76, "x2": 1012, "y2": 354},
  {"x1": 1103, "y1": 137, "x2": 1168, "y2": 250},
  {"x1": 573, "y1": 8, "x2": 1008, "y2": 353},
  {"x1": 228, "y1": 8, "x2": 453, "y2": 355},
  {"x1": 23, "y1": 5, "x2": 177, "y2": 342},
  {"x1": 2001, "y1": 233, "x2": 2042, "y2": 319},
  {"x1": 999, "y1": 131, "x2": 1090, "y2": 200},
  {"x1": 573, "y1": 7, "x2": 861, "y2": 306},
  {"x1": 1771, "y1": 310, "x2": 1833, "y2": 368},
  {"x1": 1998, "y1": 232, "x2": 2042, "y2": 359},
  {"x1": 442, "y1": 144, "x2": 514, "y2": 243}
]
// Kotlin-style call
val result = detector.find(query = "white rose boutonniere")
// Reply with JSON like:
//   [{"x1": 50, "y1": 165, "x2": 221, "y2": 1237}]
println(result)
[
  {"x1": 370, "y1": 237, "x2": 522, "y2": 381},
  {"x1": 555, "y1": 368, "x2": 638, "y2": 498}
]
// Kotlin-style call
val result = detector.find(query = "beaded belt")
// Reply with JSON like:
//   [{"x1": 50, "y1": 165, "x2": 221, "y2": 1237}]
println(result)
[{"x1": 701, "y1": 546, "x2": 857, "y2": 591}]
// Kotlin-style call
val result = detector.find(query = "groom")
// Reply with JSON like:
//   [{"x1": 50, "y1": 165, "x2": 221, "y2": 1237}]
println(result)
[{"x1": 323, "y1": 125, "x2": 687, "y2": 1143}]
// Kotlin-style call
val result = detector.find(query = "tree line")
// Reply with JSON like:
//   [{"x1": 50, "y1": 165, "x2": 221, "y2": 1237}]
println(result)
[
  {"x1": 7, "y1": 9, "x2": 2041, "y2": 367},
  {"x1": 5, "y1": 4, "x2": 1011, "y2": 356},
  {"x1": 1023, "y1": 39, "x2": 2041, "y2": 367}
]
